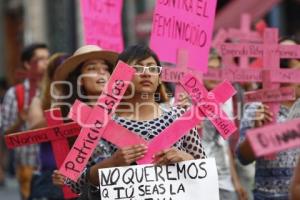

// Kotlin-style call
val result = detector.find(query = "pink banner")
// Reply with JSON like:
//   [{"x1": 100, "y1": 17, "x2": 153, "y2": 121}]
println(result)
[
  {"x1": 244, "y1": 87, "x2": 296, "y2": 103},
  {"x1": 150, "y1": 0, "x2": 217, "y2": 72},
  {"x1": 180, "y1": 74, "x2": 237, "y2": 139},
  {"x1": 247, "y1": 118, "x2": 300, "y2": 157},
  {"x1": 59, "y1": 61, "x2": 134, "y2": 181},
  {"x1": 81, "y1": 0, "x2": 124, "y2": 52}
]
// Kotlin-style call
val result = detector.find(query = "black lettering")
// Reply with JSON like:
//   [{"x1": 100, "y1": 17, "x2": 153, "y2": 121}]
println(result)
[
  {"x1": 187, "y1": 163, "x2": 198, "y2": 179},
  {"x1": 198, "y1": 162, "x2": 207, "y2": 178},
  {"x1": 122, "y1": 168, "x2": 134, "y2": 184},
  {"x1": 65, "y1": 161, "x2": 80, "y2": 173},
  {"x1": 166, "y1": 164, "x2": 177, "y2": 180}
]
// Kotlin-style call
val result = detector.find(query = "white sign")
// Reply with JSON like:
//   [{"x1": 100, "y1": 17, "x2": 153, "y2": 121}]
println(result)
[{"x1": 98, "y1": 158, "x2": 219, "y2": 200}]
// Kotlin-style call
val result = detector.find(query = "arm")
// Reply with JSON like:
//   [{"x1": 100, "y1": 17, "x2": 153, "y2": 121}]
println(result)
[
  {"x1": 52, "y1": 143, "x2": 148, "y2": 194},
  {"x1": 290, "y1": 157, "x2": 300, "y2": 199},
  {"x1": 236, "y1": 104, "x2": 273, "y2": 165},
  {"x1": 228, "y1": 147, "x2": 248, "y2": 200},
  {"x1": 89, "y1": 144, "x2": 147, "y2": 185}
]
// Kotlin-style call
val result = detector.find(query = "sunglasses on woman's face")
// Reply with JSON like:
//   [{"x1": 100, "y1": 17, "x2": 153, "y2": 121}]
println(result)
[{"x1": 132, "y1": 65, "x2": 162, "y2": 75}]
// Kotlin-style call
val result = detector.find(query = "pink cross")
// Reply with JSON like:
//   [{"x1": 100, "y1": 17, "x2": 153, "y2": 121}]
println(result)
[{"x1": 160, "y1": 49, "x2": 203, "y2": 102}]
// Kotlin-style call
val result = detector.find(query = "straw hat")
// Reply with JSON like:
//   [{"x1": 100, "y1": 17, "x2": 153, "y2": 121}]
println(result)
[{"x1": 54, "y1": 45, "x2": 118, "y2": 81}]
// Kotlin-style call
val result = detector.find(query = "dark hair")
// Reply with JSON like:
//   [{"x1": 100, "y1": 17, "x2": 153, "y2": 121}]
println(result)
[
  {"x1": 279, "y1": 36, "x2": 300, "y2": 69},
  {"x1": 59, "y1": 60, "x2": 114, "y2": 118},
  {"x1": 117, "y1": 44, "x2": 161, "y2": 67},
  {"x1": 21, "y1": 43, "x2": 48, "y2": 62},
  {"x1": 117, "y1": 45, "x2": 170, "y2": 103}
]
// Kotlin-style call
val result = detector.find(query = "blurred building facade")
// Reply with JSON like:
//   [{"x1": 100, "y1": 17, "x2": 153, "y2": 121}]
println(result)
[{"x1": 0, "y1": 0, "x2": 299, "y2": 85}]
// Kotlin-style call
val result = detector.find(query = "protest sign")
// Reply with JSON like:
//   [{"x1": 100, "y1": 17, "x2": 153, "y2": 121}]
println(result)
[
  {"x1": 247, "y1": 118, "x2": 300, "y2": 157},
  {"x1": 81, "y1": 0, "x2": 124, "y2": 52},
  {"x1": 99, "y1": 158, "x2": 219, "y2": 200},
  {"x1": 150, "y1": 0, "x2": 217, "y2": 72}
]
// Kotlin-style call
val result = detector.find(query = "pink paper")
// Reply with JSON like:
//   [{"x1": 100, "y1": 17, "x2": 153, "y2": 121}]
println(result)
[
  {"x1": 244, "y1": 87, "x2": 296, "y2": 103},
  {"x1": 150, "y1": 0, "x2": 217, "y2": 72},
  {"x1": 246, "y1": 118, "x2": 300, "y2": 157},
  {"x1": 180, "y1": 73, "x2": 237, "y2": 139},
  {"x1": 160, "y1": 68, "x2": 186, "y2": 83},
  {"x1": 210, "y1": 80, "x2": 237, "y2": 103},
  {"x1": 137, "y1": 106, "x2": 203, "y2": 164},
  {"x1": 271, "y1": 69, "x2": 300, "y2": 83},
  {"x1": 81, "y1": 0, "x2": 124, "y2": 52},
  {"x1": 218, "y1": 43, "x2": 263, "y2": 58},
  {"x1": 137, "y1": 80, "x2": 236, "y2": 164},
  {"x1": 69, "y1": 100, "x2": 148, "y2": 147},
  {"x1": 5, "y1": 122, "x2": 81, "y2": 149},
  {"x1": 44, "y1": 109, "x2": 78, "y2": 199},
  {"x1": 59, "y1": 61, "x2": 135, "y2": 181},
  {"x1": 203, "y1": 68, "x2": 263, "y2": 83}
]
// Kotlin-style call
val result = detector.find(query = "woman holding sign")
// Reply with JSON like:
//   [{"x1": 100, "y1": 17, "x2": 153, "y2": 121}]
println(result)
[
  {"x1": 236, "y1": 38, "x2": 300, "y2": 200},
  {"x1": 53, "y1": 45, "x2": 206, "y2": 199}
]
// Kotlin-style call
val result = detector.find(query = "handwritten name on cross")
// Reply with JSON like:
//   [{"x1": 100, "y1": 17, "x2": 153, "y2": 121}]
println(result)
[
  {"x1": 68, "y1": 78, "x2": 237, "y2": 165},
  {"x1": 160, "y1": 49, "x2": 202, "y2": 102}
]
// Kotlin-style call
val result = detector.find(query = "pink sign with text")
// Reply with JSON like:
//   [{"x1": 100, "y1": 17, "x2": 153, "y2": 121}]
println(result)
[
  {"x1": 181, "y1": 74, "x2": 237, "y2": 139},
  {"x1": 247, "y1": 118, "x2": 300, "y2": 157},
  {"x1": 150, "y1": 0, "x2": 217, "y2": 72},
  {"x1": 244, "y1": 87, "x2": 296, "y2": 103},
  {"x1": 81, "y1": 0, "x2": 124, "y2": 52},
  {"x1": 137, "y1": 79, "x2": 237, "y2": 164},
  {"x1": 59, "y1": 61, "x2": 134, "y2": 181},
  {"x1": 69, "y1": 100, "x2": 148, "y2": 147}
]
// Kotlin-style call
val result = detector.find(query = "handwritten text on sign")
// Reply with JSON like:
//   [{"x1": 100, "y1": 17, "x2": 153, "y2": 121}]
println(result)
[
  {"x1": 59, "y1": 62, "x2": 134, "y2": 181},
  {"x1": 247, "y1": 118, "x2": 300, "y2": 157},
  {"x1": 150, "y1": 0, "x2": 217, "y2": 72},
  {"x1": 99, "y1": 158, "x2": 219, "y2": 200},
  {"x1": 244, "y1": 87, "x2": 296, "y2": 103},
  {"x1": 81, "y1": 0, "x2": 124, "y2": 52}
]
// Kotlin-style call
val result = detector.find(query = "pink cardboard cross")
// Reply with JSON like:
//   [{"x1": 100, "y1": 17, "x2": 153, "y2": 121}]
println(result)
[
  {"x1": 246, "y1": 117, "x2": 300, "y2": 157},
  {"x1": 69, "y1": 75, "x2": 237, "y2": 165},
  {"x1": 44, "y1": 109, "x2": 79, "y2": 199},
  {"x1": 160, "y1": 49, "x2": 203, "y2": 102},
  {"x1": 5, "y1": 108, "x2": 80, "y2": 199},
  {"x1": 59, "y1": 61, "x2": 135, "y2": 181},
  {"x1": 4, "y1": 107, "x2": 147, "y2": 197}
]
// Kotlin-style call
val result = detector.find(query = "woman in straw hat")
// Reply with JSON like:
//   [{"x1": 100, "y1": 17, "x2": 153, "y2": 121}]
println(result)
[{"x1": 53, "y1": 44, "x2": 206, "y2": 199}]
